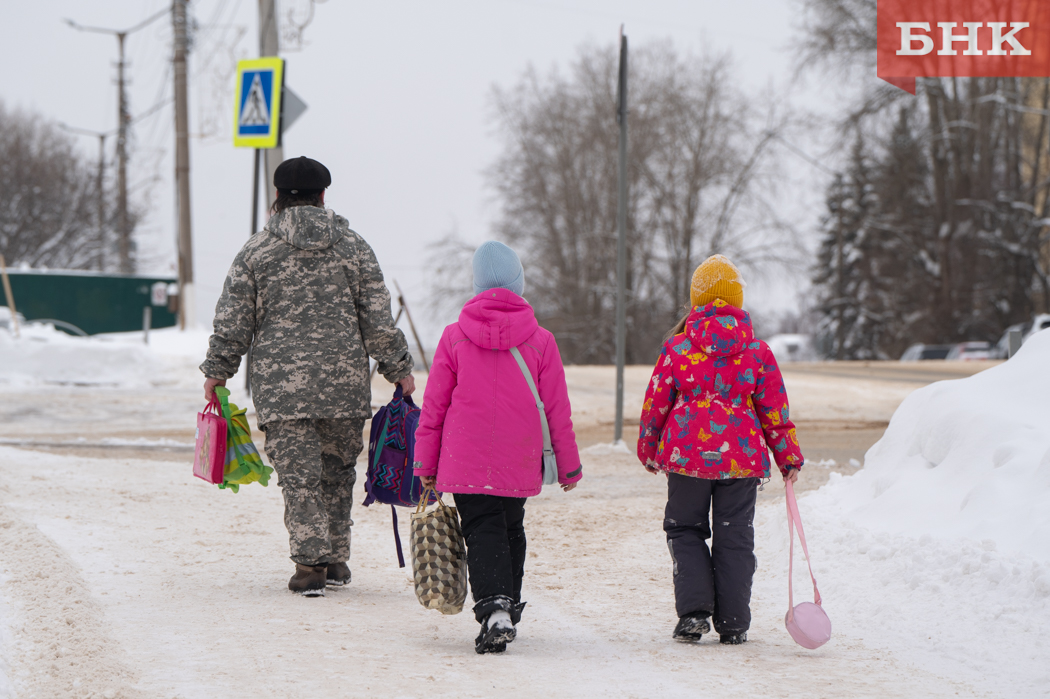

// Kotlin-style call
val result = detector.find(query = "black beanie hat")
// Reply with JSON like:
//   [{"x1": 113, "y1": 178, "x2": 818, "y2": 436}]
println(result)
[{"x1": 273, "y1": 156, "x2": 331, "y2": 193}]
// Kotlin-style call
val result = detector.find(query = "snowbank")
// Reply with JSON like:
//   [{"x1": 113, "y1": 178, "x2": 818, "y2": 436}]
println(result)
[
  {"x1": 810, "y1": 327, "x2": 1050, "y2": 562},
  {"x1": 581, "y1": 440, "x2": 631, "y2": 455},
  {"x1": 0, "y1": 325, "x2": 211, "y2": 389}
]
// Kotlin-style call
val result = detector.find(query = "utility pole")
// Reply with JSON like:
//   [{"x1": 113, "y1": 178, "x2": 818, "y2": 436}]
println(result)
[
  {"x1": 66, "y1": 8, "x2": 168, "y2": 275},
  {"x1": 60, "y1": 125, "x2": 110, "y2": 271},
  {"x1": 259, "y1": 0, "x2": 283, "y2": 212},
  {"x1": 115, "y1": 32, "x2": 130, "y2": 273},
  {"x1": 834, "y1": 174, "x2": 845, "y2": 360},
  {"x1": 613, "y1": 28, "x2": 629, "y2": 444},
  {"x1": 95, "y1": 134, "x2": 107, "y2": 272},
  {"x1": 173, "y1": 0, "x2": 195, "y2": 329}
]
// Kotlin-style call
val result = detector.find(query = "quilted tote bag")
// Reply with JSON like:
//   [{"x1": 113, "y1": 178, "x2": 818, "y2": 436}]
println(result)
[
  {"x1": 785, "y1": 480, "x2": 832, "y2": 649},
  {"x1": 410, "y1": 486, "x2": 468, "y2": 615}
]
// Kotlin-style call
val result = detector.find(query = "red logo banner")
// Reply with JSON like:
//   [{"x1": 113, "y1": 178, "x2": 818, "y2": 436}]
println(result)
[{"x1": 877, "y1": 0, "x2": 1050, "y2": 93}]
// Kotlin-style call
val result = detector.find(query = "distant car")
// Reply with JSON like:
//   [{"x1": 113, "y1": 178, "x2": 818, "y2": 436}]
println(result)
[
  {"x1": 900, "y1": 343, "x2": 954, "y2": 361},
  {"x1": 765, "y1": 333, "x2": 818, "y2": 362},
  {"x1": 991, "y1": 314, "x2": 1050, "y2": 358},
  {"x1": 1022, "y1": 313, "x2": 1050, "y2": 343},
  {"x1": 946, "y1": 341, "x2": 993, "y2": 361},
  {"x1": 992, "y1": 322, "x2": 1025, "y2": 359}
]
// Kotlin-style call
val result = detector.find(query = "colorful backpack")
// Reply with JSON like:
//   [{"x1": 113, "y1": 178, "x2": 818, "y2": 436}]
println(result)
[{"x1": 363, "y1": 384, "x2": 435, "y2": 567}]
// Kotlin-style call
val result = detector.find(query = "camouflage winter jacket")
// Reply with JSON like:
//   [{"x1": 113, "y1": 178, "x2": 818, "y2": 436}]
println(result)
[{"x1": 200, "y1": 206, "x2": 413, "y2": 425}]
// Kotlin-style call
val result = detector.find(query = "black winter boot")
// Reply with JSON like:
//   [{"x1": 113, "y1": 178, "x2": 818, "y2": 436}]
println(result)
[
  {"x1": 473, "y1": 595, "x2": 517, "y2": 654},
  {"x1": 475, "y1": 611, "x2": 516, "y2": 654},
  {"x1": 326, "y1": 562, "x2": 351, "y2": 586},
  {"x1": 673, "y1": 611, "x2": 712, "y2": 642},
  {"x1": 288, "y1": 564, "x2": 326, "y2": 597},
  {"x1": 719, "y1": 631, "x2": 748, "y2": 645}
]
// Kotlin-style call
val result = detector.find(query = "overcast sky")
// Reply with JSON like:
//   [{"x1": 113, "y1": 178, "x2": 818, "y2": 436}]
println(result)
[{"x1": 0, "y1": 0, "x2": 863, "y2": 342}]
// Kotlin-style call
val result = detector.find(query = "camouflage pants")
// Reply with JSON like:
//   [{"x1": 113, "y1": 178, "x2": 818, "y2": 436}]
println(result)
[{"x1": 262, "y1": 418, "x2": 365, "y2": 566}]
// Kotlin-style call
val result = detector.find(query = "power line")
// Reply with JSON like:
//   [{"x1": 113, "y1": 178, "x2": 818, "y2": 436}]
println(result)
[{"x1": 64, "y1": 7, "x2": 170, "y2": 274}]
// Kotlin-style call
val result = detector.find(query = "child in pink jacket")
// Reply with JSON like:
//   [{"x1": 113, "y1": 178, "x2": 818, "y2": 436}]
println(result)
[
  {"x1": 638, "y1": 255, "x2": 803, "y2": 645},
  {"x1": 414, "y1": 241, "x2": 582, "y2": 654}
]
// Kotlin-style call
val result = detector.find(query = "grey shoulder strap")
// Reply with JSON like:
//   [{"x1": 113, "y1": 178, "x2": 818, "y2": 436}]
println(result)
[{"x1": 509, "y1": 346, "x2": 554, "y2": 459}]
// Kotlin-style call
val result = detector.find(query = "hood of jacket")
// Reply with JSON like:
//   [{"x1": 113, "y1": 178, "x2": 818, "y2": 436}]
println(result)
[
  {"x1": 685, "y1": 300, "x2": 755, "y2": 358},
  {"x1": 265, "y1": 205, "x2": 346, "y2": 250},
  {"x1": 458, "y1": 288, "x2": 539, "y2": 350}
]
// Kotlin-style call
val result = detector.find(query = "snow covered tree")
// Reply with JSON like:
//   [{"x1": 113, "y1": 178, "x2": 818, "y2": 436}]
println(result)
[
  {"x1": 797, "y1": 0, "x2": 1050, "y2": 352},
  {"x1": 812, "y1": 135, "x2": 890, "y2": 358}
]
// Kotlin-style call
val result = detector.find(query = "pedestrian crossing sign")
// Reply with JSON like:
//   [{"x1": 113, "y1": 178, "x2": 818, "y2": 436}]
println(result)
[{"x1": 233, "y1": 58, "x2": 285, "y2": 148}]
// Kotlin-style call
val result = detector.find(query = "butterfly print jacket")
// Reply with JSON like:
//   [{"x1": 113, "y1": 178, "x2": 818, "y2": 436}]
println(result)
[{"x1": 637, "y1": 299, "x2": 804, "y2": 480}]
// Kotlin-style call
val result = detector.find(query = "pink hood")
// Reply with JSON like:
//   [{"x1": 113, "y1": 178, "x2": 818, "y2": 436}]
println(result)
[
  {"x1": 637, "y1": 299, "x2": 804, "y2": 479},
  {"x1": 413, "y1": 289, "x2": 581, "y2": 497},
  {"x1": 457, "y1": 291, "x2": 539, "y2": 350}
]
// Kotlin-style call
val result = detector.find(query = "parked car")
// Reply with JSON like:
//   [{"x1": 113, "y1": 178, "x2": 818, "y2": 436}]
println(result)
[
  {"x1": 1022, "y1": 313, "x2": 1050, "y2": 343},
  {"x1": 945, "y1": 341, "x2": 993, "y2": 361},
  {"x1": 991, "y1": 314, "x2": 1050, "y2": 358},
  {"x1": 900, "y1": 343, "x2": 954, "y2": 361},
  {"x1": 992, "y1": 323, "x2": 1025, "y2": 359}
]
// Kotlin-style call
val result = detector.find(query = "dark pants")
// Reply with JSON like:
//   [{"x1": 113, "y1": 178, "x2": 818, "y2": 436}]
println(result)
[
  {"x1": 453, "y1": 493, "x2": 527, "y2": 623},
  {"x1": 664, "y1": 473, "x2": 759, "y2": 634}
]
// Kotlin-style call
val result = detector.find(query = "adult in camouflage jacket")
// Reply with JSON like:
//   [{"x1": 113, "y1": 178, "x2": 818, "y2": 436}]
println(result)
[{"x1": 200, "y1": 157, "x2": 413, "y2": 596}]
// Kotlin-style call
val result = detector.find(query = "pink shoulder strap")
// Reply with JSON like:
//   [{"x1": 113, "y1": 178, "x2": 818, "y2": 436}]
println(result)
[{"x1": 786, "y1": 480, "x2": 822, "y2": 609}]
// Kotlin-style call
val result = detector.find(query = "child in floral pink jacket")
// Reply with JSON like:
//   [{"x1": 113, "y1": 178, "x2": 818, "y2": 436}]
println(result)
[{"x1": 638, "y1": 255, "x2": 803, "y2": 645}]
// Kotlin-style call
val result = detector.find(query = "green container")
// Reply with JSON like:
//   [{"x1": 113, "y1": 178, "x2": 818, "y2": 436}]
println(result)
[{"x1": 1, "y1": 270, "x2": 178, "y2": 336}]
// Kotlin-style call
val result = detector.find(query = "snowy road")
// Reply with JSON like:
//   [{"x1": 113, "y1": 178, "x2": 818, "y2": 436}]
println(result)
[
  {"x1": 0, "y1": 446, "x2": 984, "y2": 699},
  {"x1": 1, "y1": 330, "x2": 1042, "y2": 698}
]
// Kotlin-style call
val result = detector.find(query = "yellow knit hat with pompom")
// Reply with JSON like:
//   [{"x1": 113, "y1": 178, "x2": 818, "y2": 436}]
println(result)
[{"x1": 690, "y1": 254, "x2": 745, "y2": 309}]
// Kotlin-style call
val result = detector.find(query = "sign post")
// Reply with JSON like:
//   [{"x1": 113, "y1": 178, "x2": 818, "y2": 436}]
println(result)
[{"x1": 614, "y1": 28, "x2": 629, "y2": 444}]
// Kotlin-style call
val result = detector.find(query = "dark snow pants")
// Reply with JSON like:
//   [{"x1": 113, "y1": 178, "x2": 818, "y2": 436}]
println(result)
[
  {"x1": 664, "y1": 473, "x2": 759, "y2": 634},
  {"x1": 453, "y1": 494, "x2": 527, "y2": 623}
]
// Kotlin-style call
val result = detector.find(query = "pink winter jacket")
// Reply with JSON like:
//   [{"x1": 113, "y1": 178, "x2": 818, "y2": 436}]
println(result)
[
  {"x1": 638, "y1": 299, "x2": 804, "y2": 479},
  {"x1": 413, "y1": 289, "x2": 582, "y2": 498}
]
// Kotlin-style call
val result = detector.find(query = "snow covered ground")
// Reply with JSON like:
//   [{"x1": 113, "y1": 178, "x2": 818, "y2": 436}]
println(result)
[{"x1": 1, "y1": 323, "x2": 1048, "y2": 697}]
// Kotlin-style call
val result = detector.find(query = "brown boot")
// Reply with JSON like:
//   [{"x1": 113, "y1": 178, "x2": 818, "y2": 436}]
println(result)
[
  {"x1": 288, "y1": 564, "x2": 326, "y2": 597},
  {"x1": 326, "y1": 562, "x2": 351, "y2": 587}
]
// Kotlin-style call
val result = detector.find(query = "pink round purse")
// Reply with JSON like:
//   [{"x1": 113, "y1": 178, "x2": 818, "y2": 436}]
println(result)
[{"x1": 784, "y1": 480, "x2": 832, "y2": 649}]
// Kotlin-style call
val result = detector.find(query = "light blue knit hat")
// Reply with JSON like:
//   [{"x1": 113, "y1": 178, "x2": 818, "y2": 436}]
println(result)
[{"x1": 472, "y1": 241, "x2": 525, "y2": 296}]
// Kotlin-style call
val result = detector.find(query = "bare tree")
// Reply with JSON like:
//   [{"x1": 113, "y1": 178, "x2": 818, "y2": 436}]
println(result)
[
  {"x1": 424, "y1": 229, "x2": 477, "y2": 320},
  {"x1": 0, "y1": 102, "x2": 114, "y2": 271},
  {"x1": 484, "y1": 43, "x2": 798, "y2": 364}
]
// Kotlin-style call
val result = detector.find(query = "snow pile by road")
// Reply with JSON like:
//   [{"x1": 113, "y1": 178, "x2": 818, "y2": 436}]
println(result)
[
  {"x1": 769, "y1": 338, "x2": 1050, "y2": 693},
  {"x1": 0, "y1": 324, "x2": 211, "y2": 389},
  {"x1": 810, "y1": 327, "x2": 1050, "y2": 563}
]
